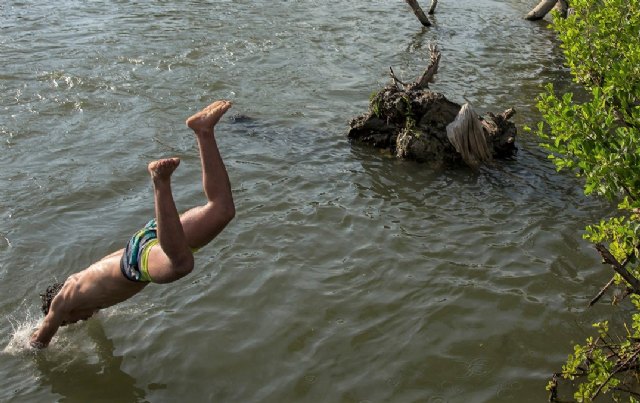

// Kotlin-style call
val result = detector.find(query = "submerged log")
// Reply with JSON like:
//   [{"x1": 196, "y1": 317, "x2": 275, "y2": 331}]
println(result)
[
  {"x1": 525, "y1": 0, "x2": 569, "y2": 20},
  {"x1": 348, "y1": 46, "x2": 517, "y2": 168}
]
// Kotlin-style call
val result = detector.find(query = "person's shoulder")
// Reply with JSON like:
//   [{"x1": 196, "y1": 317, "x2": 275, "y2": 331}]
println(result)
[{"x1": 55, "y1": 276, "x2": 82, "y2": 301}]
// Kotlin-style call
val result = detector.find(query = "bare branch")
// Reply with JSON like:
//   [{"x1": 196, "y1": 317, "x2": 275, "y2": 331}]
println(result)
[
  {"x1": 428, "y1": 0, "x2": 438, "y2": 14},
  {"x1": 405, "y1": 0, "x2": 432, "y2": 26},
  {"x1": 415, "y1": 44, "x2": 441, "y2": 89},
  {"x1": 389, "y1": 67, "x2": 408, "y2": 89},
  {"x1": 589, "y1": 275, "x2": 617, "y2": 307},
  {"x1": 595, "y1": 243, "x2": 640, "y2": 292},
  {"x1": 592, "y1": 348, "x2": 640, "y2": 400}
]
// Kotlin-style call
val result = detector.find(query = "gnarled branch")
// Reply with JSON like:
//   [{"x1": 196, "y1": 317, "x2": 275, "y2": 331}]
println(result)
[
  {"x1": 389, "y1": 67, "x2": 408, "y2": 90},
  {"x1": 415, "y1": 44, "x2": 441, "y2": 89}
]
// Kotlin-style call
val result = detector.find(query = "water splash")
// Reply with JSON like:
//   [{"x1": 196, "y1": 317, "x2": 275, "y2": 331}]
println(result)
[
  {"x1": 3, "y1": 310, "x2": 41, "y2": 355},
  {"x1": 3, "y1": 305, "x2": 102, "y2": 357}
]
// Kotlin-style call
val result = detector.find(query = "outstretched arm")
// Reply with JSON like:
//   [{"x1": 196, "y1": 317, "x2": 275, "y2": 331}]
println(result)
[{"x1": 30, "y1": 294, "x2": 68, "y2": 348}]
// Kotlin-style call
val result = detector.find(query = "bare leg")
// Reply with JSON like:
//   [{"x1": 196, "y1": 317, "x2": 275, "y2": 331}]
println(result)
[
  {"x1": 180, "y1": 100, "x2": 236, "y2": 249},
  {"x1": 146, "y1": 158, "x2": 194, "y2": 283}
]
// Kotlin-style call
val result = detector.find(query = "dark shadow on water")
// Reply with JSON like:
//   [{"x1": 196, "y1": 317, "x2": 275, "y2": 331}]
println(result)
[{"x1": 34, "y1": 320, "x2": 151, "y2": 403}]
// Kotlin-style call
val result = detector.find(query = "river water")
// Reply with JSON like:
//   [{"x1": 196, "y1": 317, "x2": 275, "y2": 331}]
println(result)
[{"x1": 0, "y1": 1, "x2": 618, "y2": 402}]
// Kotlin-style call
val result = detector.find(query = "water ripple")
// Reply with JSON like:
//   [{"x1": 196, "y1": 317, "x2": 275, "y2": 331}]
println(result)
[{"x1": 0, "y1": 1, "x2": 615, "y2": 402}]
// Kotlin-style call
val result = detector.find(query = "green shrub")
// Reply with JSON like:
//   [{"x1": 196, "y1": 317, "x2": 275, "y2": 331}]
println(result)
[{"x1": 534, "y1": 0, "x2": 640, "y2": 400}]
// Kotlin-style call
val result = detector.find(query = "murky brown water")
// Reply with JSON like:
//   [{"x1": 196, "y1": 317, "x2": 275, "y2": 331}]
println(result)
[{"x1": 1, "y1": 1, "x2": 616, "y2": 402}]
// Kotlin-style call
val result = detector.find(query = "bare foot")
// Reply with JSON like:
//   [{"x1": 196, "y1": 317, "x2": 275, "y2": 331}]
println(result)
[
  {"x1": 148, "y1": 158, "x2": 180, "y2": 181},
  {"x1": 186, "y1": 100, "x2": 232, "y2": 135}
]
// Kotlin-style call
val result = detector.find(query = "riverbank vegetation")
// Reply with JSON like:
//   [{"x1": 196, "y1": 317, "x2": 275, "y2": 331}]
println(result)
[{"x1": 532, "y1": 0, "x2": 640, "y2": 400}]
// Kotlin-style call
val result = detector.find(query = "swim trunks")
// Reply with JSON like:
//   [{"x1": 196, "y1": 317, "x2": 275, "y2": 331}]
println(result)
[{"x1": 120, "y1": 219, "x2": 159, "y2": 282}]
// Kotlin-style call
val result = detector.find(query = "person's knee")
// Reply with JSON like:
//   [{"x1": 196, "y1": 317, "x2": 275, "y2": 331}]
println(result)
[
  {"x1": 221, "y1": 197, "x2": 236, "y2": 223},
  {"x1": 223, "y1": 202, "x2": 236, "y2": 224},
  {"x1": 206, "y1": 200, "x2": 235, "y2": 225}
]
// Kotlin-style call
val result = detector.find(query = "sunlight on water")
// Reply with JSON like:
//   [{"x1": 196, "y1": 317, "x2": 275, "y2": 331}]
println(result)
[
  {"x1": 3, "y1": 305, "x2": 143, "y2": 359},
  {"x1": 3, "y1": 314, "x2": 97, "y2": 359},
  {"x1": 0, "y1": 0, "x2": 615, "y2": 401},
  {"x1": 4, "y1": 311, "x2": 40, "y2": 355}
]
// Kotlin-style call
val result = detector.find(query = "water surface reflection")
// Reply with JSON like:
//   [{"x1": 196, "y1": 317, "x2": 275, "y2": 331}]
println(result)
[{"x1": 34, "y1": 321, "x2": 150, "y2": 402}]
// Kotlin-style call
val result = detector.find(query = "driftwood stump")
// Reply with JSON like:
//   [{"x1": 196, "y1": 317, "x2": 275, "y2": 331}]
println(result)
[{"x1": 348, "y1": 45, "x2": 517, "y2": 168}]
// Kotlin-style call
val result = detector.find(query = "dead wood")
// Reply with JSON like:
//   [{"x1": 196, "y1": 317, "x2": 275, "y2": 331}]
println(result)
[
  {"x1": 428, "y1": 0, "x2": 438, "y2": 15},
  {"x1": 525, "y1": 0, "x2": 570, "y2": 20},
  {"x1": 415, "y1": 44, "x2": 441, "y2": 89},
  {"x1": 347, "y1": 46, "x2": 517, "y2": 168},
  {"x1": 595, "y1": 243, "x2": 640, "y2": 292},
  {"x1": 405, "y1": 0, "x2": 432, "y2": 27}
]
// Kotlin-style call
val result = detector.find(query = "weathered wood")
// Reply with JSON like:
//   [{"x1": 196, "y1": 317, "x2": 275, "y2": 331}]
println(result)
[
  {"x1": 405, "y1": 0, "x2": 431, "y2": 27},
  {"x1": 347, "y1": 50, "x2": 517, "y2": 168},
  {"x1": 428, "y1": 0, "x2": 438, "y2": 15},
  {"x1": 415, "y1": 44, "x2": 441, "y2": 89},
  {"x1": 389, "y1": 67, "x2": 408, "y2": 89},
  {"x1": 446, "y1": 103, "x2": 493, "y2": 168},
  {"x1": 525, "y1": 0, "x2": 558, "y2": 20}
]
